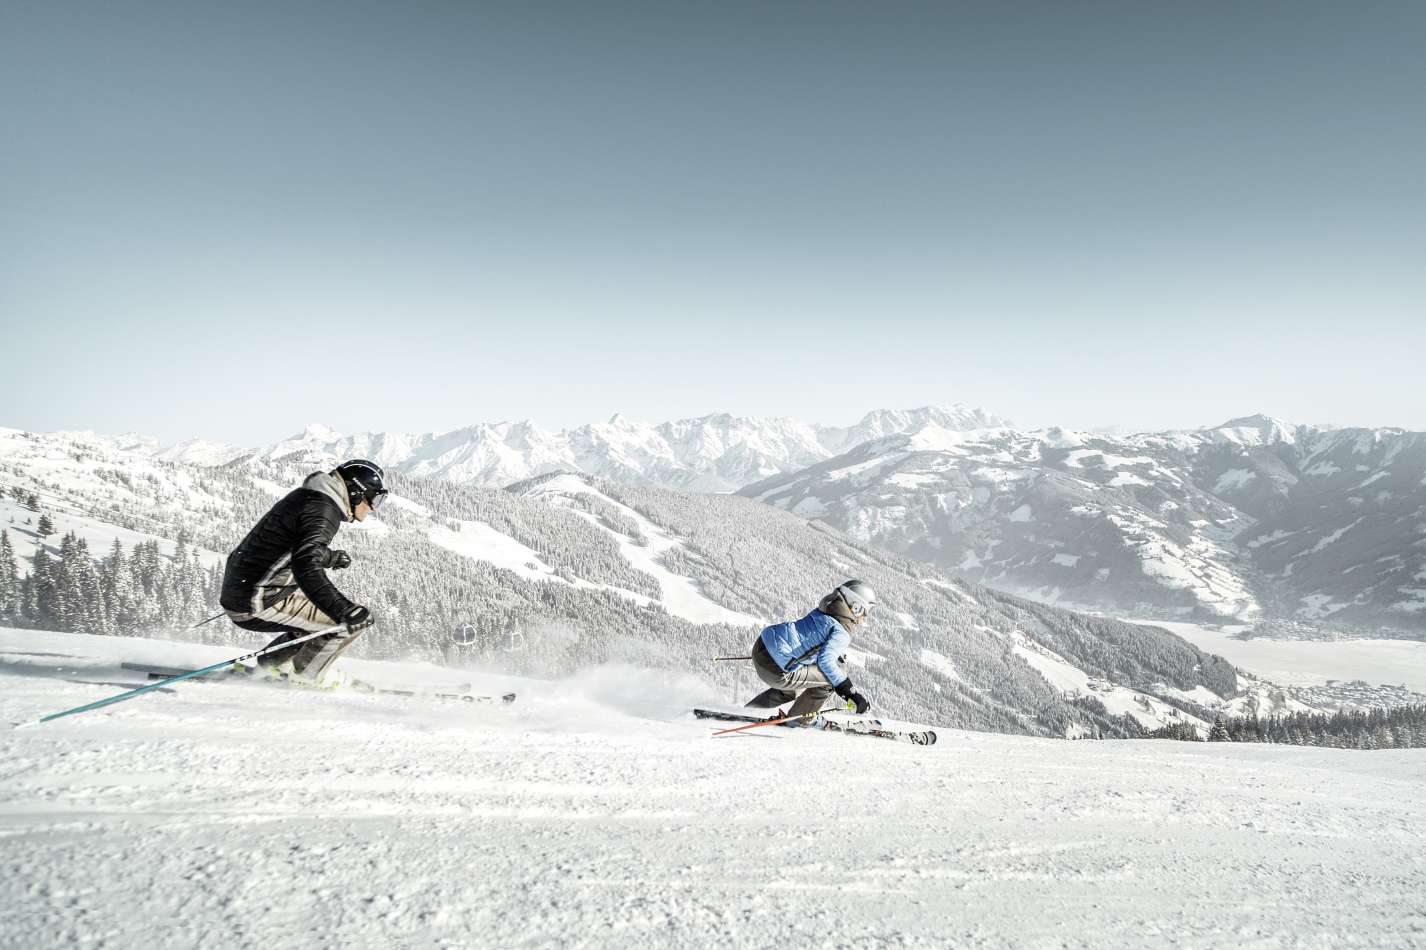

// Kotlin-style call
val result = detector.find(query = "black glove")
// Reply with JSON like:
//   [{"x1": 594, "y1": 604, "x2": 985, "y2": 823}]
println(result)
[
  {"x1": 344, "y1": 604, "x2": 374, "y2": 635},
  {"x1": 834, "y1": 678, "x2": 871, "y2": 715},
  {"x1": 328, "y1": 549, "x2": 352, "y2": 570}
]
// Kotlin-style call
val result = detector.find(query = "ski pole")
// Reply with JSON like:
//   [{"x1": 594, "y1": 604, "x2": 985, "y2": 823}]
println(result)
[
  {"x1": 710, "y1": 655, "x2": 751, "y2": 661},
  {"x1": 15, "y1": 623, "x2": 348, "y2": 728},
  {"x1": 191, "y1": 611, "x2": 226, "y2": 628}
]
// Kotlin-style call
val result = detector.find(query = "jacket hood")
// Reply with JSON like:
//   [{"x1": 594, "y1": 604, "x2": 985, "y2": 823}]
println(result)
[{"x1": 303, "y1": 471, "x2": 353, "y2": 522}]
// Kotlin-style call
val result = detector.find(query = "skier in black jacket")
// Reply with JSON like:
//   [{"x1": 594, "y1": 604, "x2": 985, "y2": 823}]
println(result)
[{"x1": 221, "y1": 459, "x2": 387, "y2": 680}]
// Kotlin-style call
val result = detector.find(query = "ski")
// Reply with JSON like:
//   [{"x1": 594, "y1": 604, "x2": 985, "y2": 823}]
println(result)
[
  {"x1": 119, "y1": 662, "x2": 516, "y2": 705},
  {"x1": 692, "y1": 708, "x2": 937, "y2": 746}
]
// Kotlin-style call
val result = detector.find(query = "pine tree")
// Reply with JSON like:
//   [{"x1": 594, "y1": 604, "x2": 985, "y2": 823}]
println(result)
[
  {"x1": 1208, "y1": 715, "x2": 1230, "y2": 742},
  {"x1": 118, "y1": 561, "x2": 143, "y2": 631},
  {"x1": 128, "y1": 541, "x2": 164, "y2": 630},
  {"x1": 186, "y1": 551, "x2": 211, "y2": 620},
  {"x1": 102, "y1": 539, "x2": 139, "y2": 634},
  {"x1": 31, "y1": 547, "x2": 58, "y2": 629},
  {"x1": 55, "y1": 532, "x2": 85, "y2": 630},
  {"x1": 19, "y1": 572, "x2": 36, "y2": 623},
  {"x1": 37, "y1": 513, "x2": 55, "y2": 538},
  {"x1": 25, "y1": 492, "x2": 40, "y2": 512},
  {"x1": 77, "y1": 551, "x2": 109, "y2": 634},
  {"x1": 102, "y1": 538, "x2": 123, "y2": 598},
  {"x1": 0, "y1": 530, "x2": 17, "y2": 621},
  {"x1": 206, "y1": 559, "x2": 224, "y2": 610}
]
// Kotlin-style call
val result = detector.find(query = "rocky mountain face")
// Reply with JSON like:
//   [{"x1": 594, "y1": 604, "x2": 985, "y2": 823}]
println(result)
[{"x1": 742, "y1": 415, "x2": 1426, "y2": 636}]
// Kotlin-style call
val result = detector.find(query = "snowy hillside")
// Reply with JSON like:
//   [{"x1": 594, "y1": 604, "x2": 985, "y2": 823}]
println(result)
[
  {"x1": 0, "y1": 427, "x2": 1291, "y2": 739},
  {"x1": 742, "y1": 416, "x2": 1426, "y2": 637},
  {"x1": 4, "y1": 629, "x2": 1425, "y2": 950},
  {"x1": 0, "y1": 428, "x2": 230, "y2": 560},
  {"x1": 0, "y1": 491, "x2": 222, "y2": 571}
]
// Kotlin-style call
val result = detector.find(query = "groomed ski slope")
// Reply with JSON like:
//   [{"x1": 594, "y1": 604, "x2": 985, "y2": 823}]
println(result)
[{"x1": 3, "y1": 630, "x2": 1425, "y2": 950}]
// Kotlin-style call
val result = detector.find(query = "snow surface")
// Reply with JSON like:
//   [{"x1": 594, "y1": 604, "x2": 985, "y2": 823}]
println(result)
[
  {"x1": 4, "y1": 629, "x2": 1424, "y2": 949},
  {"x1": 1062, "y1": 450, "x2": 1155, "y2": 469},
  {"x1": 1298, "y1": 593, "x2": 1348, "y2": 620},
  {"x1": 428, "y1": 520, "x2": 571, "y2": 587},
  {"x1": 791, "y1": 496, "x2": 829, "y2": 518},
  {"x1": 917, "y1": 648, "x2": 963, "y2": 683},
  {"x1": 1213, "y1": 468, "x2": 1258, "y2": 493},
  {"x1": 1305, "y1": 518, "x2": 1363, "y2": 556}
]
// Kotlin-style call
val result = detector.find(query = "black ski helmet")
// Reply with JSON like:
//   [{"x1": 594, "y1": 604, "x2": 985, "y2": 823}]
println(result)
[
  {"x1": 335, "y1": 458, "x2": 386, "y2": 511},
  {"x1": 819, "y1": 579, "x2": 877, "y2": 622}
]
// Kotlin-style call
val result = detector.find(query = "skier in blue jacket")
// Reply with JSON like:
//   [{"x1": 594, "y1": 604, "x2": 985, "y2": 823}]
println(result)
[{"x1": 745, "y1": 580, "x2": 875, "y2": 725}]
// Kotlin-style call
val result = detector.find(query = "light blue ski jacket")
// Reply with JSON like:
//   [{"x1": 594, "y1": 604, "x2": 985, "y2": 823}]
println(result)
[{"x1": 759, "y1": 609, "x2": 851, "y2": 687}]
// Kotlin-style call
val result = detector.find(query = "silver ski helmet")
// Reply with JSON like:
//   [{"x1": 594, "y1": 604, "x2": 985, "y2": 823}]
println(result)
[
  {"x1": 335, "y1": 458, "x2": 388, "y2": 511},
  {"x1": 819, "y1": 579, "x2": 877, "y2": 623}
]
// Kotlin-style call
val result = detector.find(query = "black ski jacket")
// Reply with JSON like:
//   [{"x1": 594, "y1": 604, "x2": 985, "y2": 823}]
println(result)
[{"x1": 221, "y1": 472, "x2": 355, "y2": 621}]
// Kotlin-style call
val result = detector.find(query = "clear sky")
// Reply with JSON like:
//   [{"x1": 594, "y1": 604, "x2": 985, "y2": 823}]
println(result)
[{"x1": 3, "y1": 1, "x2": 1423, "y2": 444}]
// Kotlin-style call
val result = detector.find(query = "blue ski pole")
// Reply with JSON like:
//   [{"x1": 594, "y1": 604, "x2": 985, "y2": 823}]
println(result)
[{"x1": 15, "y1": 623, "x2": 348, "y2": 729}]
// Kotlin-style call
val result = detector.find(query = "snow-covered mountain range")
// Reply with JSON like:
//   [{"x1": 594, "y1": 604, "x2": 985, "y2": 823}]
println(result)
[
  {"x1": 137, "y1": 405, "x2": 1011, "y2": 492},
  {"x1": 744, "y1": 414, "x2": 1426, "y2": 635},
  {"x1": 2, "y1": 424, "x2": 1335, "y2": 738},
  {"x1": 9, "y1": 404, "x2": 1424, "y2": 638}
]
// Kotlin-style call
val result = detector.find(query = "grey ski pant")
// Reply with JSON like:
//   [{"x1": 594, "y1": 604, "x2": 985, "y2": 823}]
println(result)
[
  {"x1": 745, "y1": 638, "x2": 839, "y2": 720},
  {"x1": 225, "y1": 587, "x2": 358, "y2": 678}
]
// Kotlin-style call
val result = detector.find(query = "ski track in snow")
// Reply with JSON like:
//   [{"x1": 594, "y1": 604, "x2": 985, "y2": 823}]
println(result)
[{"x1": 3, "y1": 630, "x2": 1426, "y2": 950}]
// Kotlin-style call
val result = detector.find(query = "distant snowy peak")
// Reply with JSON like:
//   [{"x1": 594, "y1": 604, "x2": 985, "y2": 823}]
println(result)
[
  {"x1": 503, "y1": 470, "x2": 595, "y2": 497},
  {"x1": 1202, "y1": 414, "x2": 1304, "y2": 448},
  {"x1": 1036, "y1": 426, "x2": 1095, "y2": 449},
  {"x1": 837, "y1": 405, "x2": 1013, "y2": 450},
  {"x1": 152, "y1": 439, "x2": 249, "y2": 467},
  {"x1": 112, "y1": 432, "x2": 163, "y2": 454}
]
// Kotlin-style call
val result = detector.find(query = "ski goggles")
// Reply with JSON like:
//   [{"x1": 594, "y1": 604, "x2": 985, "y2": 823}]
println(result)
[{"x1": 366, "y1": 489, "x2": 389, "y2": 510}]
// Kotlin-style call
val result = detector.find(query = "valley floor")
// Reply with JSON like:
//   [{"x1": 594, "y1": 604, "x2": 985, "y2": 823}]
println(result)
[
  {"x1": 1137, "y1": 619, "x2": 1426, "y2": 694},
  {"x1": 3, "y1": 629, "x2": 1425, "y2": 950}
]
